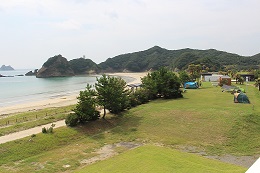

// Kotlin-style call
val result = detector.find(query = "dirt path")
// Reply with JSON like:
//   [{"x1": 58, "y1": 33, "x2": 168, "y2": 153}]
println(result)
[
  {"x1": 0, "y1": 120, "x2": 66, "y2": 144},
  {"x1": 80, "y1": 142, "x2": 142, "y2": 165}
]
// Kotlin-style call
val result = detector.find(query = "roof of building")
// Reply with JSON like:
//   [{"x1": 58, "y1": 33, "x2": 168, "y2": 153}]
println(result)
[
  {"x1": 127, "y1": 83, "x2": 142, "y2": 88},
  {"x1": 220, "y1": 76, "x2": 231, "y2": 79}
]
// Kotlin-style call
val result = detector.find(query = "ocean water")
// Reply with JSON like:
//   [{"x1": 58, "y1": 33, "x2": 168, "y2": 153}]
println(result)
[{"x1": 0, "y1": 70, "x2": 134, "y2": 107}]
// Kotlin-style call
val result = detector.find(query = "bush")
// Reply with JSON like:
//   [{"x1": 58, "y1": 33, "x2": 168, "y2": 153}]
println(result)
[
  {"x1": 65, "y1": 113, "x2": 79, "y2": 127},
  {"x1": 129, "y1": 89, "x2": 150, "y2": 108},
  {"x1": 142, "y1": 67, "x2": 182, "y2": 99},
  {"x1": 129, "y1": 94, "x2": 141, "y2": 107},
  {"x1": 48, "y1": 127, "x2": 53, "y2": 133},
  {"x1": 73, "y1": 84, "x2": 100, "y2": 123},
  {"x1": 136, "y1": 89, "x2": 150, "y2": 104},
  {"x1": 89, "y1": 110, "x2": 100, "y2": 121},
  {"x1": 42, "y1": 127, "x2": 47, "y2": 133}
]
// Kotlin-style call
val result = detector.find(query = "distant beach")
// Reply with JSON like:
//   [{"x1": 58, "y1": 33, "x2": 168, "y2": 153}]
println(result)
[{"x1": 0, "y1": 72, "x2": 148, "y2": 115}]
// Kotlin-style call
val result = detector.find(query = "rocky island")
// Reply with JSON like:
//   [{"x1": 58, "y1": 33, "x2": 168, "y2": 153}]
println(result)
[
  {"x1": 36, "y1": 55, "x2": 74, "y2": 78},
  {"x1": 0, "y1": 65, "x2": 14, "y2": 71},
  {"x1": 36, "y1": 54, "x2": 99, "y2": 78},
  {"x1": 25, "y1": 69, "x2": 38, "y2": 76}
]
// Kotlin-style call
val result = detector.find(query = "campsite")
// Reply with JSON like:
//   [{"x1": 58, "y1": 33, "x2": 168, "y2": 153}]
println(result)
[{"x1": 0, "y1": 81, "x2": 259, "y2": 172}]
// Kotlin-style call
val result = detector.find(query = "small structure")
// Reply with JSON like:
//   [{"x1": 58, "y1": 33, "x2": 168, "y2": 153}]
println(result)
[
  {"x1": 240, "y1": 74, "x2": 255, "y2": 81},
  {"x1": 219, "y1": 76, "x2": 231, "y2": 86},
  {"x1": 127, "y1": 83, "x2": 142, "y2": 92},
  {"x1": 200, "y1": 73, "x2": 212, "y2": 82},
  {"x1": 205, "y1": 74, "x2": 223, "y2": 82},
  {"x1": 184, "y1": 82, "x2": 199, "y2": 89}
]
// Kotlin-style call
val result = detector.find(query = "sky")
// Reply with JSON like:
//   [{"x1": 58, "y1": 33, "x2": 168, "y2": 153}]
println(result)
[{"x1": 0, "y1": 0, "x2": 260, "y2": 69}]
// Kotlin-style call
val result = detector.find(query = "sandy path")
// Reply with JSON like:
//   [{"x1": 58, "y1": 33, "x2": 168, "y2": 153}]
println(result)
[
  {"x1": 0, "y1": 120, "x2": 65, "y2": 144},
  {"x1": 0, "y1": 72, "x2": 148, "y2": 144}
]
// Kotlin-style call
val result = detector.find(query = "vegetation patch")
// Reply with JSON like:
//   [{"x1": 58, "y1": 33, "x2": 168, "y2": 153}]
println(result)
[
  {"x1": 75, "y1": 145, "x2": 246, "y2": 173},
  {"x1": 226, "y1": 113, "x2": 260, "y2": 155},
  {"x1": 0, "y1": 105, "x2": 75, "y2": 136}
]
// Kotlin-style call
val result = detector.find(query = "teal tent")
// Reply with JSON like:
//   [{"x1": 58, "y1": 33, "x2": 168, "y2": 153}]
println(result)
[
  {"x1": 184, "y1": 82, "x2": 199, "y2": 89},
  {"x1": 234, "y1": 92, "x2": 250, "y2": 104}
]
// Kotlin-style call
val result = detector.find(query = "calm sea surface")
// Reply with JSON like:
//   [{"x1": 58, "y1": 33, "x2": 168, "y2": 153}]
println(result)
[{"x1": 0, "y1": 70, "x2": 134, "y2": 107}]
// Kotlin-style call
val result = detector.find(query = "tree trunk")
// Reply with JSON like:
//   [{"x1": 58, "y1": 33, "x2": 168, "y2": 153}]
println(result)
[{"x1": 102, "y1": 107, "x2": 106, "y2": 119}]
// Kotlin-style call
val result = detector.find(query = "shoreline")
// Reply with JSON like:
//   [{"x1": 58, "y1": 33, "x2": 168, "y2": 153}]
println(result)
[{"x1": 0, "y1": 72, "x2": 148, "y2": 116}]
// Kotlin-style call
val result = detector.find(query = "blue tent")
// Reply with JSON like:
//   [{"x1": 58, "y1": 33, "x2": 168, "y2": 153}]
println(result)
[{"x1": 184, "y1": 82, "x2": 199, "y2": 89}]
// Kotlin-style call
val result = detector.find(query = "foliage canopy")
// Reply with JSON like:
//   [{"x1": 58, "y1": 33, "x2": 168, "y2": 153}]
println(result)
[{"x1": 142, "y1": 67, "x2": 182, "y2": 99}]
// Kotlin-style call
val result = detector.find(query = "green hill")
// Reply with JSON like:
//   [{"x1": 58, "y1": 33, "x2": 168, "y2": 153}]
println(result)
[
  {"x1": 69, "y1": 58, "x2": 100, "y2": 74},
  {"x1": 98, "y1": 46, "x2": 260, "y2": 72},
  {"x1": 38, "y1": 46, "x2": 260, "y2": 75}
]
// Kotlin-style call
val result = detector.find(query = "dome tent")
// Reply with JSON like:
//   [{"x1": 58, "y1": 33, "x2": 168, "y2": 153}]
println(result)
[
  {"x1": 234, "y1": 91, "x2": 250, "y2": 104},
  {"x1": 184, "y1": 82, "x2": 199, "y2": 89}
]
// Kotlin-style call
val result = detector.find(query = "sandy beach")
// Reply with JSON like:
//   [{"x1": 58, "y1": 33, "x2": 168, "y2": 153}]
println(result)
[{"x1": 0, "y1": 72, "x2": 148, "y2": 116}]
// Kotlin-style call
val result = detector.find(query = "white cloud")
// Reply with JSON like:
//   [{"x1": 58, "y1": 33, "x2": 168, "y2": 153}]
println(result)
[
  {"x1": 0, "y1": 0, "x2": 260, "y2": 68},
  {"x1": 52, "y1": 19, "x2": 82, "y2": 30}
]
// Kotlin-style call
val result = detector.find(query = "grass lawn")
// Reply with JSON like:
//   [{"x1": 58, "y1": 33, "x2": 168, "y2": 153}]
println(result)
[
  {"x1": 75, "y1": 145, "x2": 247, "y2": 173},
  {"x1": 0, "y1": 82, "x2": 259, "y2": 172},
  {"x1": 0, "y1": 105, "x2": 75, "y2": 136}
]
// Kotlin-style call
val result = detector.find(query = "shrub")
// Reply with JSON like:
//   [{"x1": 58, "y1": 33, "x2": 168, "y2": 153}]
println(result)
[
  {"x1": 89, "y1": 110, "x2": 100, "y2": 121},
  {"x1": 65, "y1": 113, "x2": 79, "y2": 127},
  {"x1": 129, "y1": 89, "x2": 150, "y2": 108},
  {"x1": 142, "y1": 67, "x2": 182, "y2": 99},
  {"x1": 129, "y1": 94, "x2": 141, "y2": 107},
  {"x1": 48, "y1": 127, "x2": 53, "y2": 133},
  {"x1": 42, "y1": 127, "x2": 47, "y2": 133},
  {"x1": 135, "y1": 89, "x2": 150, "y2": 104},
  {"x1": 73, "y1": 84, "x2": 100, "y2": 123}
]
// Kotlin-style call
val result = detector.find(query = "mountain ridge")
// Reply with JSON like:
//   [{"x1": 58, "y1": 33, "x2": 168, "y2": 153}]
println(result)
[
  {"x1": 37, "y1": 46, "x2": 260, "y2": 77},
  {"x1": 98, "y1": 46, "x2": 259, "y2": 72}
]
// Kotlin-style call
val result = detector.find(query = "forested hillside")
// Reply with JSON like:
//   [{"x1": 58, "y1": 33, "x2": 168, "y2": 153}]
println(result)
[
  {"x1": 69, "y1": 58, "x2": 100, "y2": 74},
  {"x1": 98, "y1": 46, "x2": 260, "y2": 72},
  {"x1": 39, "y1": 46, "x2": 260, "y2": 76}
]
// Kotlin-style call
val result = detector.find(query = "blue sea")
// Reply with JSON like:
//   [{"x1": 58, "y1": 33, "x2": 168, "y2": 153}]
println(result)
[{"x1": 0, "y1": 70, "x2": 134, "y2": 107}]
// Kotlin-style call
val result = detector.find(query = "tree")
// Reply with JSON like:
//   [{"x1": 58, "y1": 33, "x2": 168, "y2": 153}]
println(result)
[
  {"x1": 140, "y1": 73, "x2": 158, "y2": 99},
  {"x1": 178, "y1": 71, "x2": 190, "y2": 85},
  {"x1": 142, "y1": 67, "x2": 182, "y2": 99},
  {"x1": 255, "y1": 78, "x2": 260, "y2": 91},
  {"x1": 233, "y1": 74, "x2": 241, "y2": 84},
  {"x1": 254, "y1": 70, "x2": 260, "y2": 79},
  {"x1": 72, "y1": 84, "x2": 100, "y2": 124},
  {"x1": 95, "y1": 75, "x2": 129, "y2": 118},
  {"x1": 188, "y1": 64, "x2": 201, "y2": 80},
  {"x1": 238, "y1": 76, "x2": 244, "y2": 85}
]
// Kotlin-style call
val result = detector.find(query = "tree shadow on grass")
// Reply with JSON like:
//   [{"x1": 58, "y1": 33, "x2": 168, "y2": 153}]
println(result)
[{"x1": 74, "y1": 110, "x2": 143, "y2": 138}]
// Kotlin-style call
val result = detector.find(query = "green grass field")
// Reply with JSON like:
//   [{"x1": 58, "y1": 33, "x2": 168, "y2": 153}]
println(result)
[
  {"x1": 0, "y1": 82, "x2": 259, "y2": 172},
  {"x1": 0, "y1": 105, "x2": 75, "y2": 136},
  {"x1": 76, "y1": 145, "x2": 246, "y2": 173}
]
